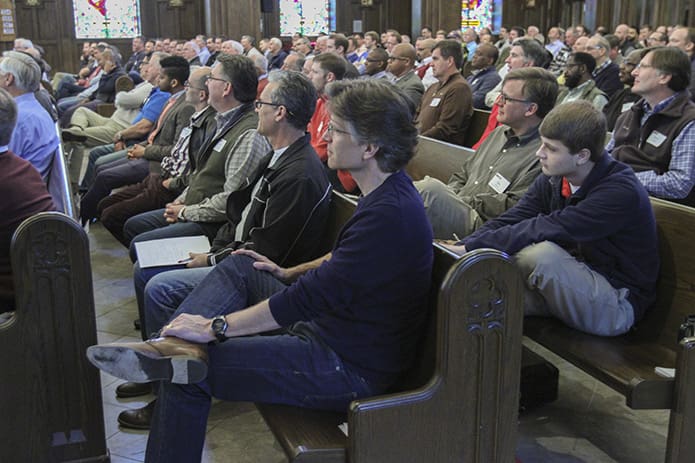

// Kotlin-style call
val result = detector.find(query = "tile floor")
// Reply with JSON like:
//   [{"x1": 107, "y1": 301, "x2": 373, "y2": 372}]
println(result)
[{"x1": 88, "y1": 221, "x2": 670, "y2": 462}]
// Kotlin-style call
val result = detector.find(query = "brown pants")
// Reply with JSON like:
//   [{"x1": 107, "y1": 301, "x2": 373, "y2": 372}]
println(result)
[{"x1": 98, "y1": 173, "x2": 178, "y2": 247}]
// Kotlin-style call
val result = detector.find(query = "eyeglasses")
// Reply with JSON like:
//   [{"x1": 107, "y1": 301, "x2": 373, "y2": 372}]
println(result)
[
  {"x1": 326, "y1": 123, "x2": 352, "y2": 136},
  {"x1": 635, "y1": 63, "x2": 654, "y2": 71},
  {"x1": 205, "y1": 75, "x2": 230, "y2": 84},
  {"x1": 254, "y1": 100, "x2": 296, "y2": 117},
  {"x1": 387, "y1": 56, "x2": 408, "y2": 62},
  {"x1": 254, "y1": 100, "x2": 282, "y2": 110},
  {"x1": 366, "y1": 58, "x2": 384, "y2": 63},
  {"x1": 184, "y1": 80, "x2": 206, "y2": 91},
  {"x1": 497, "y1": 93, "x2": 531, "y2": 105}
]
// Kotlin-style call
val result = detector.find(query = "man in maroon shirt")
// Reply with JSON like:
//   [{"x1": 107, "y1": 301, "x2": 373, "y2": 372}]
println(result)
[{"x1": 0, "y1": 88, "x2": 55, "y2": 312}]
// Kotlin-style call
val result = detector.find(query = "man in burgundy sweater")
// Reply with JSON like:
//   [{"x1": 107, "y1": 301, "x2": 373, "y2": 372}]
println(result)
[{"x1": 0, "y1": 88, "x2": 54, "y2": 312}]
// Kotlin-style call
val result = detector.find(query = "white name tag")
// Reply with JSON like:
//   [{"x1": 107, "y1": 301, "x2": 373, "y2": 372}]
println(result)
[
  {"x1": 621, "y1": 102, "x2": 633, "y2": 113},
  {"x1": 646, "y1": 130, "x2": 667, "y2": 148},
  {"x1": 317, "y1": 120, "x2": 324, "y2": 133},
  {"x1": 213, "y1": 139, "x2": 227, "y2": 152},
  {"x1": 488, "y1": 172, "x2": 511, "y2": 194},
  {"x1": 430, "y1": 97, "x2": 441, "y2": 107}
]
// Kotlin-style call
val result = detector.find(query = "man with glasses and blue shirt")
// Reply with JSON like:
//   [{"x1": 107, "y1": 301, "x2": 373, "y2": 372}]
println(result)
[{"x1": 416, "y1": 67, "x2": 558, "y2": 240}]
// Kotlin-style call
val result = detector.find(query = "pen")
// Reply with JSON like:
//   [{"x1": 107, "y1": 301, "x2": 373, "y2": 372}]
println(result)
[
  {"x1": 452, "y1": 233, "x2": 460, "y2": 241},
  {"x1": 177, "y1": 257, "x2": 193, "y2": 264}
]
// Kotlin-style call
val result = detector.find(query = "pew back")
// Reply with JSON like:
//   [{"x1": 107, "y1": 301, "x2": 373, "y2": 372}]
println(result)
[
  {"x1": 258, "y1": 191, "x2": 525, "y2": 462},
  {"x1": 0, "y1": 212, "x2": 107, "y2": 462}
]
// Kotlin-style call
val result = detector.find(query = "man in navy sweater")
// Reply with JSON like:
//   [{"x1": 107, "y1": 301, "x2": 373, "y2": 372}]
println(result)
[
  {"x1": 444, "y1": 100, "x2": 658, "y2": 337},
  {"x1": 87, "y1": 79, "x2": 433, "y2": 462}
]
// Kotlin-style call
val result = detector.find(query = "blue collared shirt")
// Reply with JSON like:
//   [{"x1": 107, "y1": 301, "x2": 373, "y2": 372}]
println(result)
[{"x1": 10, "y1": 92, "x2": 59, "y2": 179}]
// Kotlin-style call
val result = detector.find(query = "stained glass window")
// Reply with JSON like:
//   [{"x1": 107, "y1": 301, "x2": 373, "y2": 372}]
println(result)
[
  {"x1": 73, "y1": 0, "x2": 141, "y2": 39},
  {"x1": 461, "y1": 0, "x2": 498, "y2": 32},
  {"x1": 279, "y1": 0, "x2": 333, "y2": 37}
]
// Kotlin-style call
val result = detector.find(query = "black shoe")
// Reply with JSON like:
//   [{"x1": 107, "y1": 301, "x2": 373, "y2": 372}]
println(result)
[
  {"x1": 61, "y1": 129, "x2": 87, "y2": 142},
  {"x1": 117, "y1": 400, "x2": 156, "y2": 430},
  {"x1": 116, "y1": 381, "x2": 153, "y2": 398}
]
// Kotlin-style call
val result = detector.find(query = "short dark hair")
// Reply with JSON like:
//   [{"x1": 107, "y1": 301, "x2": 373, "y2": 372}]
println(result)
[
  {"x1": 512, "y1": 37, "x2": 549, "y2": 68},
  {"x1": 433, "y1": 39, "x2": 463, "y2": 69},
  {"x1": 267, "y1": 70, "x2": 317, "y2": 130},
  {"x1": 569, "y1": 51, "x2": 596, "y2": 74},
  {"x1": 540, "y1": 100, "x2": 606, "y2": 162},
  {"x1": 159, "y1": 55, "x2": 190, "y2": 86},
  {"x1": 330, "y1": 33, "x2": 349, "y2": 54},
  {"x1": 510, "y1": 26, "x2": 526, "y2": 37},
  {"x1": 326, "y1": 79, "x2": 418, "y2": 173},
  {"x1": 503, "y1": 67, "x2": 559, "y2": 118},
  {"x1": 648, "y1": 46, "x2": 692, "y2": 92},
  {"x1": 216, "y1": 54, "x2": 258, "y2": 103},
  {"x1": 603, "y1": 34, "x2": 620, "y2": 49},
  {"x1": 313, "y1": 53, "x2": 346, "y2": 80}
]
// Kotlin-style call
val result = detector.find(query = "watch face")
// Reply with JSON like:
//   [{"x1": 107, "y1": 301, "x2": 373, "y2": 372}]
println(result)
[{"x1": 212, "y1": 317, "x2": 225, "y2": 333}]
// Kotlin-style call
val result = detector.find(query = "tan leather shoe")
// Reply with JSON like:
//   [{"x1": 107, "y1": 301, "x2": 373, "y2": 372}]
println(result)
[{"x1": 86, "y1": 336, "x2": 208, "y2": 384}]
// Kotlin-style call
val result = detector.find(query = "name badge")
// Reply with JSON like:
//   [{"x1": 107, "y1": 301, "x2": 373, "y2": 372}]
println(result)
[
  {"x1": 430, "y1": 97, "x2": 441, "y2": 107},
  {"x1": 213, "y1": 139, "x2": 227, "y2": 152},
  {"x1": 621, "y1": 102, "x2": 633, "y2": 113},
  {"x1": 317, "y1": 120, "x2": 324, "y2": 133},
  {"x1": 488, "y1": 172, "x2": 511, "y2": 194},
  {"x1": 646, "y1": 130, "x2": 667, "y2": 148}
]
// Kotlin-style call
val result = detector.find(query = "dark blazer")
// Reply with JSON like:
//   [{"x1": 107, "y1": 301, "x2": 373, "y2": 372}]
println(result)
[{"x1": 593, "y1": 62, "x2": 622, "y2": 99}]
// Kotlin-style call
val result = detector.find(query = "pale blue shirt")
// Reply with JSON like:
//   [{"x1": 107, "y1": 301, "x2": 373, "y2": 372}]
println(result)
[{"x1": 10, "y1": 92, "x2": 59, "y2": 179}]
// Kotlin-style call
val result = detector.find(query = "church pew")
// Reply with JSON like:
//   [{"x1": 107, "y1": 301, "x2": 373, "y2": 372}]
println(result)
[
  {"x1": 0, "y1": 212, "x2": 108, "y2": 462},
  {"x1": 256, "y1": 191, "x2": 525, "y2": 462},
  {"x1": 406, "y1": 133, "x2": 695, "y2": 462}
]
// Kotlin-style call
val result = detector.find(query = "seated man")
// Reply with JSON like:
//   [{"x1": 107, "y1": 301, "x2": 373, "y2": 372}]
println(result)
[
  {"x1": 114, "y1": 70, "x2": 333, "y2": 430},
  {"x1": 0, "y1": 51, "x2": 59, "y2": 179},
  {"x1": 555, "y1": 52, "x2": 608, "y2": 110},
  {"x1": 0, "y1": 88, "x2": 55, "y2": 313},
  {"x1": 602, "y1": 49, "x2": 647, "y2": 131},
  {"x1": 416, "y1": 67, "x2": 558, "y2": 239},
  {"x1": 416, "y1": 40, "x2": 473, "y2": 146},
  {"x1": 76, "y1": 53, "x2": 171, "y2": 191},
  {"x1": 466, "y1": 43, "x2": 501, "y2": 110},
  {"x1": 122, "y1": 54, "x2": 270, "y2": 258},
  {"x1": 98, "y1": 67, "x2": 217, "y2": 246},
  {"x1": 79, "y1": 56, "x2": 194, "y2": 223},
  {"x1": 444, "y1": 101, "x2": 658, "y2": 337},
  {"x1": 86, "y1": 80, "x2": 433, "y2": 462},
  {"x1": 607, "y1": 46, "x2": 695, "y2": 205},
  {"x1": 62, "y1": 52, "x2": 167, "y2": 148}
]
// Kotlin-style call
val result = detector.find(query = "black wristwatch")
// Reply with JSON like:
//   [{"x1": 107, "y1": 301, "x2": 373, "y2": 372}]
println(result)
[{"x1": 211, "y1": 315, "x2": 228, "y2": 342}]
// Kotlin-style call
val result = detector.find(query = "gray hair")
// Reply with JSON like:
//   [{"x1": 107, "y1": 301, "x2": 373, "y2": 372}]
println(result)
[
  {"x1": 14, "y1": 38, "x2": 34, "y2": 50},
  {"x1": 326, "y1": 79, "x2": 418, "y2": 173},
  {"x1": 252, "y1": 54, "x2": 268, "y2": 73},
  {"x1": 230, "y1": 40, "x2": 244, "y2": 55},
  {"x1": 267, "y1": 70, "x2": 317, "y2": 129},
  {"x1": 270, "y1": 37, "x2": 282, "y2": 48},
  {"x1": 0, "y1": 51, "x2": 41, "y2": 92},
  {"x1": 185, "y1": 40, "x2": 200, "y2": 55},
  {"x1": 0, "y1": 88, "x2": 17, "y2": 145}
]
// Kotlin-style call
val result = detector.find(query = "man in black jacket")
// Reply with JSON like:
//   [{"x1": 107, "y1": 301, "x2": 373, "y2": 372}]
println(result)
[{"x1": 115, "y1": 70, "x2": 332, "y2": 430}]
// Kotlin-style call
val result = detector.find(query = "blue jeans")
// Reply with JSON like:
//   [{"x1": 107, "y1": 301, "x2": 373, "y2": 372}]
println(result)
[
  {"x1": 144, "y1": 255, "x2": 378, "y2": 462},
  {"x1": 80, "y1": 144, "x2": 118, "y2": 191},
  {"x1": 134, "y1": 265, "x2": 212, "y2": 339}
]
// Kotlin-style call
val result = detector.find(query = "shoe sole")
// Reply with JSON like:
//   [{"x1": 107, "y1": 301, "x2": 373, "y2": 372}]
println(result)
[
  {"x1": 115, "y1": 383, "x2": 153, "y2": 398},
  {"x1": 86, "y1": 345, "x2": 207, "y2": 384}
]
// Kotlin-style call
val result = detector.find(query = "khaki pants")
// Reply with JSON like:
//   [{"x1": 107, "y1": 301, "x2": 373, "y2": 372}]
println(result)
[
  {"x1": 414, "y1": 176, "x2": 483, "y2": 240},
  {"x1": 516, "y1": 241, "x2": 635, "y2": 336}
]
